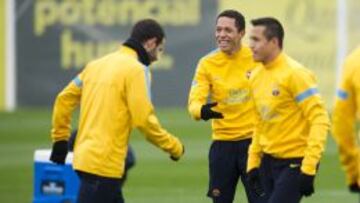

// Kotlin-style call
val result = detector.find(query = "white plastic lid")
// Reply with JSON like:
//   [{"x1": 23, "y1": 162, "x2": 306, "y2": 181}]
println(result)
[{"x1": 34, "y1": 149, "x2": 74, "y2": 164}]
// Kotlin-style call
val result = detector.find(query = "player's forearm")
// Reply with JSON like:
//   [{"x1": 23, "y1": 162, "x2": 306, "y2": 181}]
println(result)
[
  {"x1": 51, "y1": 81, "x2": 81, "y2": 142},
  {"x1": 188, "y1": 84, "x2": 209, "y2": 121},
  {"x1": 333, "y1": 129, "x2": 358, "y2": 174},
  {"x1": 341, "y1": 150, "x2": 359, "y2": 184},
  {"x1": 188, "y1": 100, "x2": 202, "y2": 120},
  {"x1": 138, "y1": 114, "x2": 183, "y2": 157},
  {"x1": 301, "y1": 122, "x2": 329, "y2": 175},
  {"x1": 247, "y1": 151, "x2": 262, "y2": 172},
  {"x1": 332, "y1": 102, "x2": 357, "y2": 157},
  {"x1": 51, "y1": 92, "x2": 78, "y2": 141},
  {"x1": 247, "y1": 132, "x2": 262, "y2": 171},
  {"x1": 334, "y1": 129, "x2": 360, "y2": 185}
]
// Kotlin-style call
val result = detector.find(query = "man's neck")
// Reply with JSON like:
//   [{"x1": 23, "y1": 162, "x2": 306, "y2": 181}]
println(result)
[
  {"x1": 123, "y1": 38, "x2": 151, "y2": 66},
  {"x1": 224, "y1": 43, "x2": 241, "y2": 56},
  {"x1": 263, "y1": 49, "x2": 281, "y2": 65}
]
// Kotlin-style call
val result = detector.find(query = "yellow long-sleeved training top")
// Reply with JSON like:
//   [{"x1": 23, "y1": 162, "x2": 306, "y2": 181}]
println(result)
[
  {"x1": 247, "y1": 53, "x2": 330, "y2": 175},
  {"x1": 332, "y1": 46, "x2": 360, "y2": 185},
  {"x1": 51, "y1": 46, "x2": 183, "y2": 178},
  {"x1": 188, "y1": 45, "x2": 259, "y2": 141}
]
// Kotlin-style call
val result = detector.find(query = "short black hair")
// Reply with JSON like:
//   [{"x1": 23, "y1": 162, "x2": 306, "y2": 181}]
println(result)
[
  {"x1": 251, "y1": 17, "x2": 284, "y2": 49},
  {"x1": 130, "y1": 19, "x2": 165, "y2": 45},
  {"x1": 217, "y1": 10, "x2": 245, "y2": 32}
]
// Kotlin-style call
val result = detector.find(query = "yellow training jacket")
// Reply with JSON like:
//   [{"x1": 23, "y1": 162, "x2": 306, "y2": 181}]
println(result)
[
  {"x1": 332, "y1": 46, "x2": 360, "y2": 185},
  {"x1": 247, "y1": 53, "x2": 330, "y2": 175},
  {"x1": 188, "y1": 45, "x2": 258, "y2": 141},
  {"x1": 51, "y1": 46, "x2": 184, "y2": 178}
]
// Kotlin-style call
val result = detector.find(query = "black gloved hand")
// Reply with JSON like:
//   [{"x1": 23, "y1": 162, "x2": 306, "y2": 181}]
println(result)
[
  {"x1": 200, "y1": 102, "x2": 224, "y2": 121},
  {"x1": 247, "y1": 168, "x2": 265, "y2": 197},
  {"x1": 50, "y1": 140, "x2": 69, "y2": 165},
  {"x1": 349, "y1": 182, "x2": 360, "y2": 193},
  {"x1": 299, "y1": 173, "x2": 315, "y2": 197},
  {"x1": 170, "y1": 145, "x2": 185, "y2": 161}
]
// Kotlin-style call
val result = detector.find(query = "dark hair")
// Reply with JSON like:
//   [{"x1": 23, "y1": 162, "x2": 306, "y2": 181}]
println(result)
[
  {"x1": 217, "y1": 10, "x2": 245, "y2": 32},
  {"x1": 130, "y1": 19, "x2": 165, "y2": 45},
  {"x1": 251, "y1": 17, "x2": 284, "y2": 48}
]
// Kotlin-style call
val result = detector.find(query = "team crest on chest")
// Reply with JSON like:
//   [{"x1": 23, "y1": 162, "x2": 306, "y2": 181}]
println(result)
[
  {"x1": 272, "y1": 84, "x2": 280, "y2": 96},
  {"x1": 246, "y1": 70, "x2": 252, "y2": 79}
]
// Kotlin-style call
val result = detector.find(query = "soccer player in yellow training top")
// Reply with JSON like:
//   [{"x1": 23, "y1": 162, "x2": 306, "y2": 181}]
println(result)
[
  {"x1": 49, "y1": 19, "x2": 184, "y2": 203},
  {"x1": 188, "y1": 10, "x2": 263, "y2": 203},
  {"x1": 246, "y1": 17, "x2": 330, "y2": 203},
  {"x1": 332, "y1": 46, "x2": 360, "y2": 193}
]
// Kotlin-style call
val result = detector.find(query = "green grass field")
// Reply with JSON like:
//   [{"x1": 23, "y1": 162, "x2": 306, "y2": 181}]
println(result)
[{"x1": 0, "y1": 108, "x2": 358, "y2": 203}]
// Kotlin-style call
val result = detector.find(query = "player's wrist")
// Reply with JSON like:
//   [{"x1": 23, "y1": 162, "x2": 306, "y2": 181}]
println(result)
[
  {"x1": 247, "y1": 154, "x2": 261, "y2": 172},
  {"x1": 300, "y1": 164, "x2": 316, "y2": 176},
  {"x1": 170, "y1": 141, "x2": 184, "y2": 161}
]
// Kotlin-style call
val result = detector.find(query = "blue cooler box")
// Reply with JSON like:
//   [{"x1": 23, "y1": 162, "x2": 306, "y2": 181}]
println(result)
[{"x1": 33, "y1": 149, "x2": 79, "y2": 203}]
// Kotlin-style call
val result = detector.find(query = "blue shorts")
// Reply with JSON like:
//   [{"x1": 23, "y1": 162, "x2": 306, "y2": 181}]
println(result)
[
  {"x1": 260, "y1": 154, "x2": 303, "y2": 203},
  {"x1": 207, "y1": 139, "x2": 264, "y2": 203}
]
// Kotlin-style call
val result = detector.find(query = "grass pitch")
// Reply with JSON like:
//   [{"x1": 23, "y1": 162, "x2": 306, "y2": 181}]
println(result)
[{"x1": 0, "y1": 108, "x2": 357, "y2": 203}]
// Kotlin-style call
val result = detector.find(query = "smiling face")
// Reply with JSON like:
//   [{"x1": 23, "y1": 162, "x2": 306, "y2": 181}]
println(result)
[{"x1": 215, "y1": 17, "x2": 244, "y2": 55}]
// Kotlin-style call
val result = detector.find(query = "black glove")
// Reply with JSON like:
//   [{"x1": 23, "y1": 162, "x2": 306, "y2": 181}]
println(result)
[
  {"x1": 349, "y1": 182, "x2": 360, "y2": 193},
  {"x1": 50, "y1": 140, "x2": 69, "y2": 165},
  {"x1": 170, "y1": 145, "x2": 185, "y2": 161},
  {"x1": 299, "y1": 173, "x2": 315, "y2": 197},
  {"x1": 200, "y1": 102, "x2": 224, "y2": 121},
  {"x1": 247, "y1": 168, "x2": 265, "y2": 197}
]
